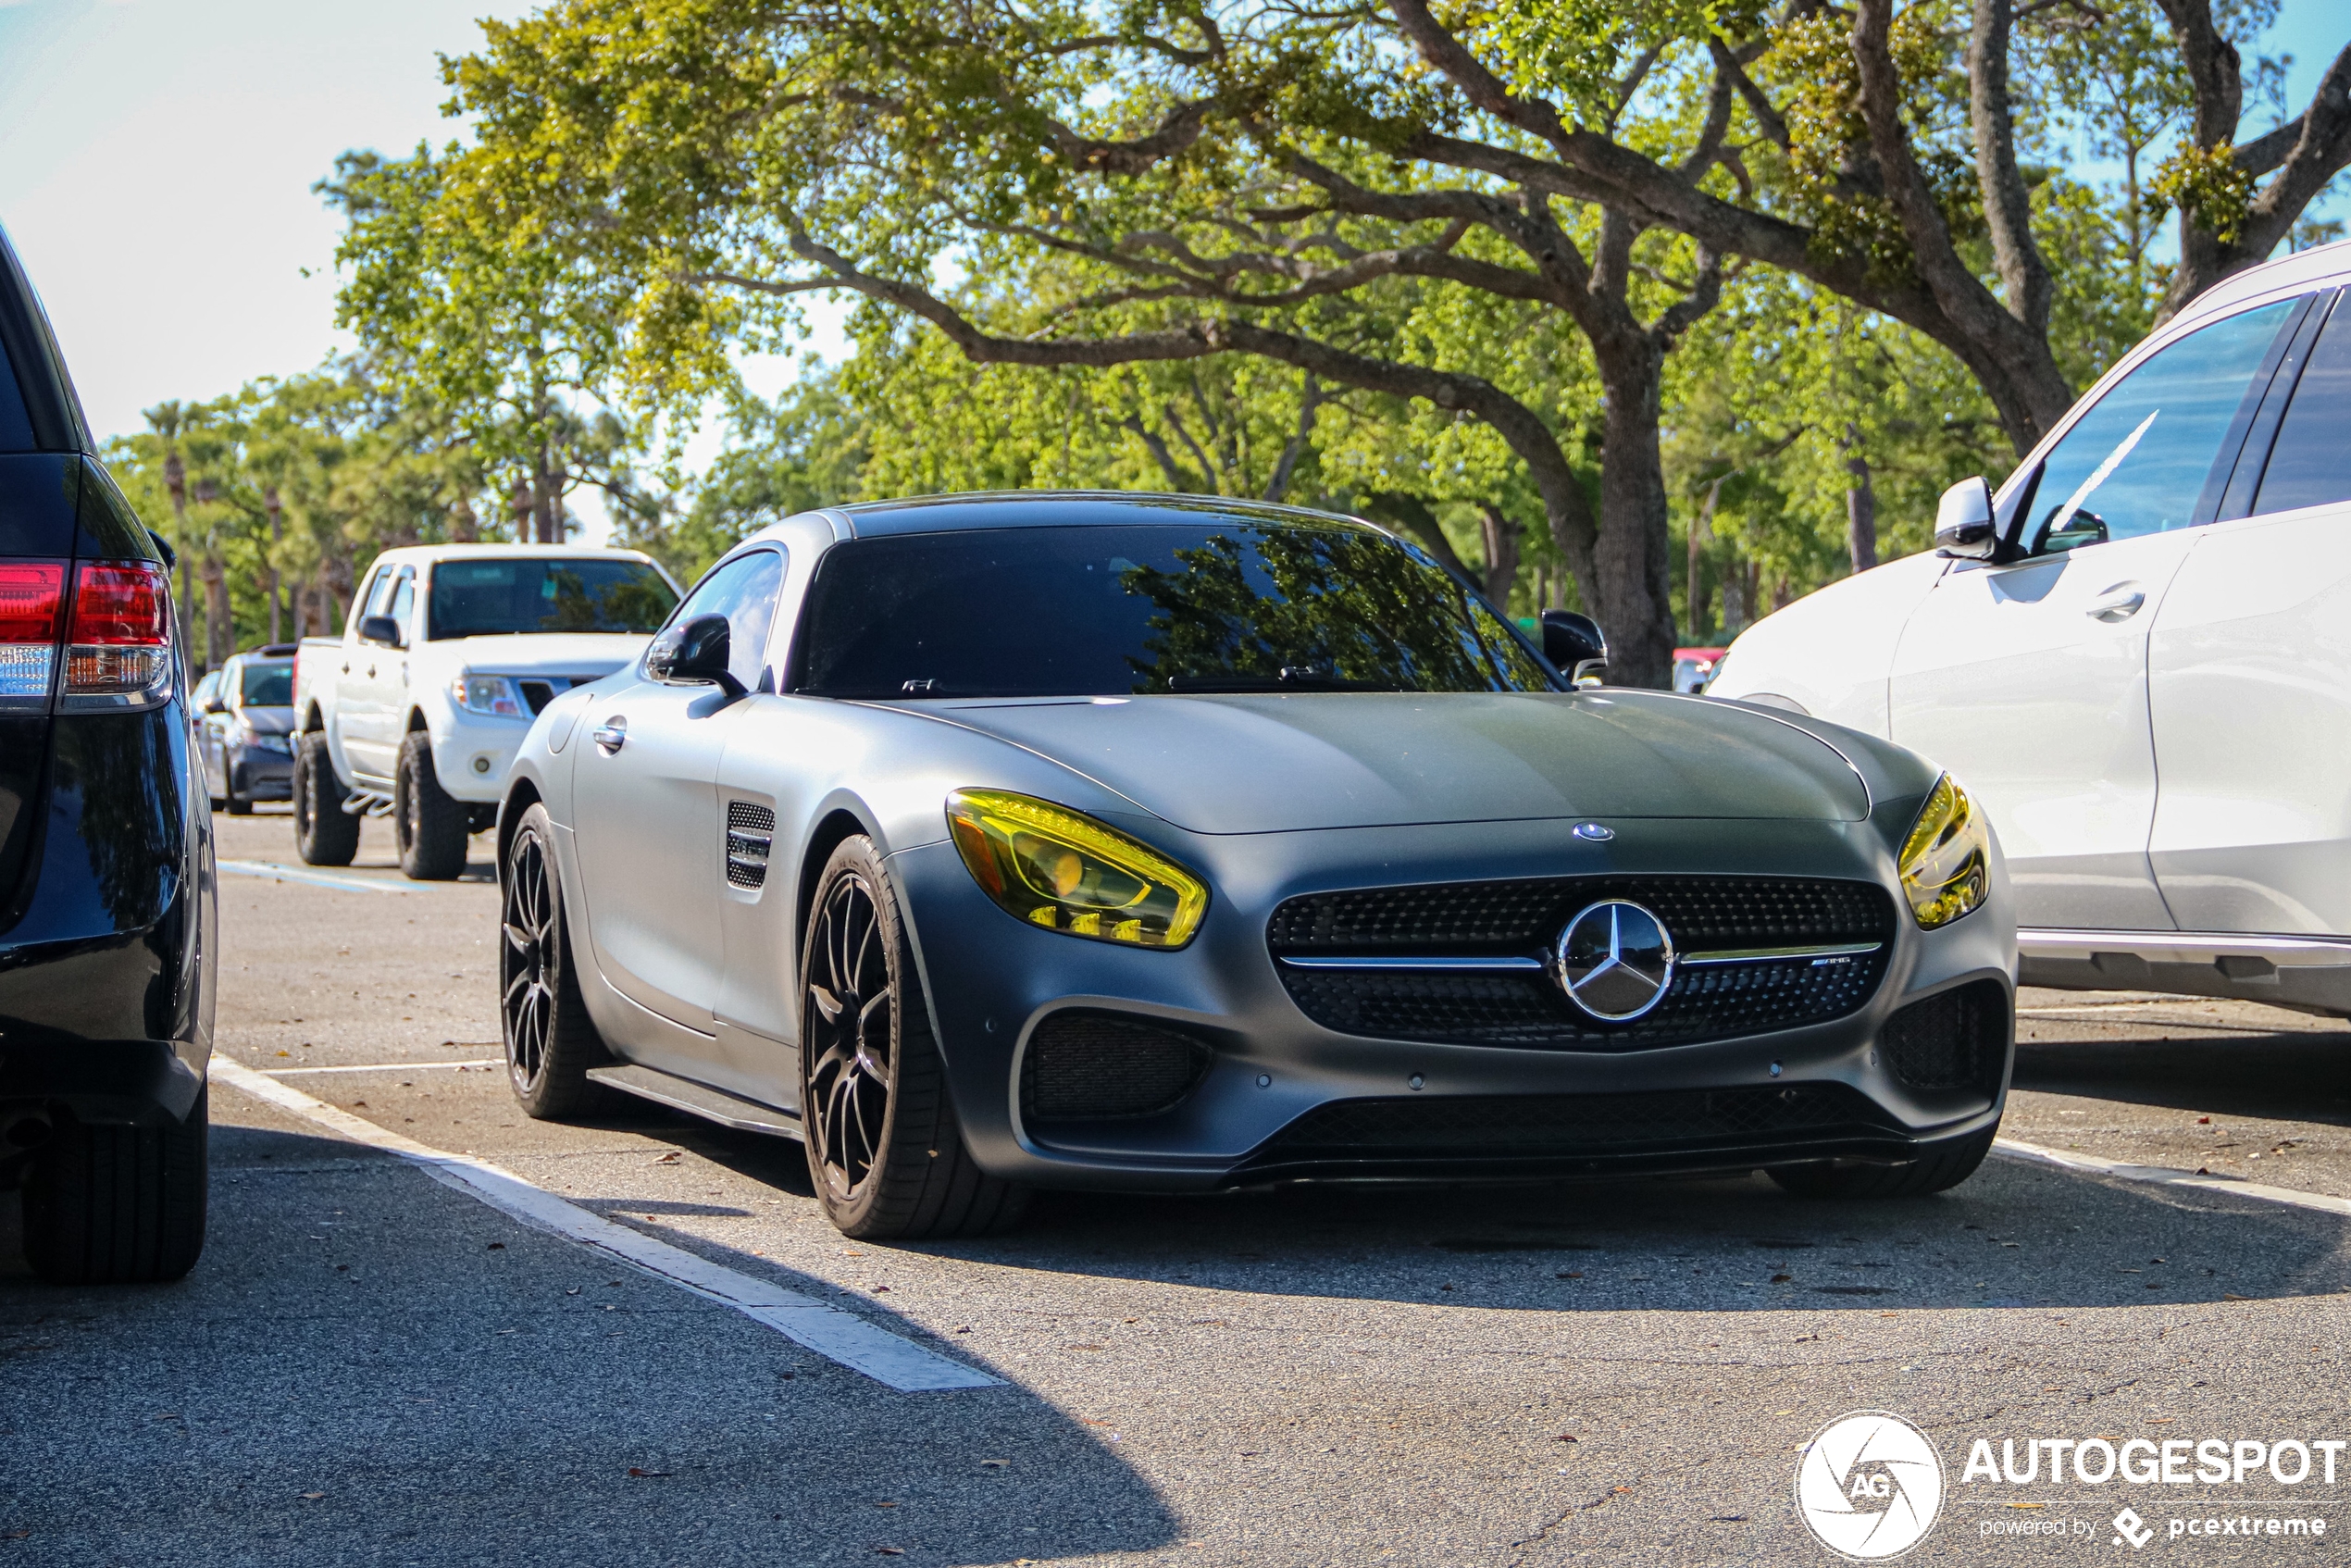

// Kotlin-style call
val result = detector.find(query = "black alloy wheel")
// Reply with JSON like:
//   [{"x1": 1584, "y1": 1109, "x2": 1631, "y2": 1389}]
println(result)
[
  {"x1": 797, "y1": 837, "x2": 1026, "y2": 1239},
  {"x1": 803, "y1": 868, "x2": 895, "y2": 1202},
  {"x1": 499, "y1": 803, "x2": 609, "y2": 1119}
]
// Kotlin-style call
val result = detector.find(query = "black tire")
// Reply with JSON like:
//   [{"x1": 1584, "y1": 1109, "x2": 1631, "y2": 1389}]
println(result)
[
  {"x1": 224, "y1": 789, "x2": 254, "y2": 816},
  {"x1": 501, "y1": 803, "x2": 615, "y2": 1119},
  {"x1": 395, "y1": 731, "x2": 469, "y2": 881},
  {"x1": 1769, "y1": 1126, "x2": 1997, "y2": 1199},
  {"x1": 292, "y1": 732, "x2": 359, "y2": 866},
  {"x1": 24, "y1": 1089, "x2": 208, "y2": 1285},
  {"x1": 800, "y1": 837, "x2": 1027, "y2": 1240}
]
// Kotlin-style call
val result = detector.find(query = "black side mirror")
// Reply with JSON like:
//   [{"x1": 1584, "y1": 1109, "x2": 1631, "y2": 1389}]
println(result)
[
  {"x1": 1934, "y1": 477, "x2": 1998, "y2": 559},
  {"x1": 1540, "y1": 610, "x2": 1609, "y2": 687},
  {"x1": 201, "y1": 694, "x2": 227, "y2": 715},
  {"x1": 358, "y1": 615, "x2": 404, "y2": 649},
  {"x1": 646, "y1": 612, "x2": 745, "y2": 698}
]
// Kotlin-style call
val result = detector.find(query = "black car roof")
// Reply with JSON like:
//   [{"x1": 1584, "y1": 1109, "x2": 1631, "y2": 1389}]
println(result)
[{"x1": 835, "y1": 491, "x2": 1384, "y2": 538}]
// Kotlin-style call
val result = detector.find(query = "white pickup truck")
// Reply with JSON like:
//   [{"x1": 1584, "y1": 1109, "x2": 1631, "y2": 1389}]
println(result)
[{"x1": 291, "y1": 544, "x2": 684, "y2": 878}]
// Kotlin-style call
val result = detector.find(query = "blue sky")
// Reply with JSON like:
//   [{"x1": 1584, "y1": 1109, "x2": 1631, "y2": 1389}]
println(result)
[{"x1": 1, "y1": 0, "x2": 2345, "y2": 497}]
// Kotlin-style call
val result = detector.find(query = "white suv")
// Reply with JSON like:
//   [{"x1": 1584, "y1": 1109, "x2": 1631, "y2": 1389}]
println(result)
[{"x1": 1710, "y1": 238, "x2": 2351, "y2": 1014}]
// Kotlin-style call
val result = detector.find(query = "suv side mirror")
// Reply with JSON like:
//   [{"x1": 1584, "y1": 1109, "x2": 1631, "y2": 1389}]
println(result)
[
  {"x1": 358, "y1": 615, "x2": 404, "y2": 649},
  {"x1": 1539, "y1": 610, "x2": 1609, "y2": 687},
  {"x1": 646, "y1": 612, "x2": 745, "y2": 698},
  {"x1": 1934, "y1": 477, "x2": 1998, "y2": 559},
  {"x1": 202, "y1": 693, "x2": 227, "y2": 715}
]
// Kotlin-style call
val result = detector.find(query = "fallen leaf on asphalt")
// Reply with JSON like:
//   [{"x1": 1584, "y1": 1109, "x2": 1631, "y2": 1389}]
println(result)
[
  {"x1": 653, "y1": 1151, "x2": 681, "y2": 1164},
  {"x1": 627, "y1": 1468, "x2": 672, "y2": 1478},
  {"x1": 300, "y1": 1492, "x2": 324, "y2": 1500},
  {"x1": 2225, "y1": 1293, "x2": 2253, "y2": 1301},
  {"x1": 1555, "y1": 1435, "x2": 1577, "y2": 1443},
  {"x1": 1614, "y1": 1486, "x2": 1632, "y2": 1493},
  {"x1": 874, "y1": 1500, "x2": 898, "y2": 1508},
  {"x1": 1557, "y1": 1272, "x2": 1583, "y2": 1279},
  {"x1": 1770, "y1": 1274, "x2": 1792, "y2": 1284},
  {"x1": 980, "y1": 1459, "x2": 1009, "y2": 1468},
  {"x1": 487, "y1": 1243, "x2": 504, "y2": 1251},
  {"x1": 2198, "y1": 1117, "x2": 2211, "y2": 1124},
  {"x1": 876, "y1": 1549, "x2": 904, "y2": 1557}
]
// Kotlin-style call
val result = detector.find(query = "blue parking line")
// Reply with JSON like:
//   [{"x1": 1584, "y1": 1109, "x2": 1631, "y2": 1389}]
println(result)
[{"x1": 217, "y1": 859, "x2": 412, "y2": 894}]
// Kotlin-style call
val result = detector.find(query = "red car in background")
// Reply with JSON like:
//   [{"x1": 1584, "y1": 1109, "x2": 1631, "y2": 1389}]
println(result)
[{"x1": 1674, "y1": 646, "x2": 1728, "y2": 693}]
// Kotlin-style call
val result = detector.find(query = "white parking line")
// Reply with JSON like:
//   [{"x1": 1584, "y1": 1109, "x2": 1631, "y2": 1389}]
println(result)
[
  {"x1": 1996, "y1": 1136, "x2": 2351, "y2": 1221},
  {"x1": 209, "y1": 1057, "x2": 1000, "y2": 1392},
  {"x1": 266, "y1": 1059, "x2": 503, "y2": 1076},
  {"x1": 218, "y1": 860, "x2": 411, "y2": 894}
]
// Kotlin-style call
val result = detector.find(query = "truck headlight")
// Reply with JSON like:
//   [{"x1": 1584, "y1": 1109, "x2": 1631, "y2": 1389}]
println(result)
[
  {"x1": 946, "y1": 789, "x2": 1208, "y2": 949},
  {"x1": 451, "y1": 674, "x2": 527, "y2": 717},
  {"x1": 1898, "y1": 774, "x2": 1989, "y2": 928}
]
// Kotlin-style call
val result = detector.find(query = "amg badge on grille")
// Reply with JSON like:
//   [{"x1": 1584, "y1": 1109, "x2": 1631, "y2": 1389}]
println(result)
[{"x1": 1554, "y1": 901, "x2": 1676, "y2": 1021}]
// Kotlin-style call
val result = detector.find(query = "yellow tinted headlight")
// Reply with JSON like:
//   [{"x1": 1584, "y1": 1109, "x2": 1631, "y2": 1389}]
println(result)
[
  {"x1": 1898, "y1": 774, "x2": 1989, "y2": 928},
  {"x1": 945, "y1": 789, "x2": 1209, "y2": 949}
]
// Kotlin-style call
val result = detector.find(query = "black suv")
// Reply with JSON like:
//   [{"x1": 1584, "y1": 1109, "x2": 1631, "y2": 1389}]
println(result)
[{"x1": 0, "y1": 224, "x2": 213, "y2": 1284}]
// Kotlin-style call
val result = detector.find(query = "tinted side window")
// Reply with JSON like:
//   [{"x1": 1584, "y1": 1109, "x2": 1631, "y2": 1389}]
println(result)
[
  {"x1": 2252, "y1": 297, "x2": 2351, "y2": 516},
  {"x1": 672, "y1": 549, "x2": 784, "y2": 691},
  {"x1": 0, "y1": 342, "x2": 32, "y2": 453},
  {"x1": 2025, "y1": 300, "x2": 2298, "y2": 555}
]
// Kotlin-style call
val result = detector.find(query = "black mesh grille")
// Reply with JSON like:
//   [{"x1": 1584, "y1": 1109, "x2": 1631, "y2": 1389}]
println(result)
[
  {"x1": 1280, "y1": 953, "x2": 1885, "y2": 1050},
  {"x1": 1269, "y1": 875, "x2": 1894, "y2": 1050},
  {"x1": 519, "y1": 679, "x2": 557, "y2": 715},
  {"x1": 1021, "y1": 1011, "x2": 1213, "y2": 1123},
  {"x1": 1881, "y1": 979, "x2": 2009, "y2": 1092},
  {"x1": 725, "y1": 802, "x2": 775, "y2": 891},
  {"x1": 1269, "y1": 875, "x2": 1891, "y2": 953},
  {"x1": 1248, "y1": 1083, "x2": 1897, "y2": 1169}
]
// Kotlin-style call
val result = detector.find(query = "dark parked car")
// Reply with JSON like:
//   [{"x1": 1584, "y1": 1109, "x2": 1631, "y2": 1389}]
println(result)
[
  {"x1": 0, "y1": 224, "x2": 212, "y2": 1284},
  {"x1": 195, "y1": 645, "x2": 296, "y2": 815}
]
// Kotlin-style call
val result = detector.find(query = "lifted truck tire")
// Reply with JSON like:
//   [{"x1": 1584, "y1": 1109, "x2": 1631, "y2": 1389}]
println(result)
[
  {"x1": 293, "y1": 733, "x2": 360, "y2": 866},
  {"x1": 25, "y1": 1089, "x2": 208, "y2": 1286},
  {"x1": 395, "y1": 731, "x2": 469, "y2": 881}
]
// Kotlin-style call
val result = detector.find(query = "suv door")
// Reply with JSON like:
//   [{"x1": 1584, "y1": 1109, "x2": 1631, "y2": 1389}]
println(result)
[
  {"x1": 2149, "y1": 289, "x2": 2351, "y2": 933},
  {"x1": 570, "y1": 548, "x2": 783, "y2": 1052},
  {"x1": 1888, "y1": 295, "x2": 2305, "y2": 930}
]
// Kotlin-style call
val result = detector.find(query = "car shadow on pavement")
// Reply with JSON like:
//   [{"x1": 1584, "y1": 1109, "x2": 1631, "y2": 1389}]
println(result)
[
  {"x1": 2016, "y1": 1024, "x2": 2351, "y2": 1126},
  {"x1": 0, "y1": 1119, "x2": 1181, "y2": 1567},
  {"x1": 644, "y1": 1109, "x2": 2351, "y2": 1320}
]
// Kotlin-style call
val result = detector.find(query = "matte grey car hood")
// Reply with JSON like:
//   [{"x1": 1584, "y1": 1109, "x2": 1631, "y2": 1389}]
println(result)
[{"x1": 929, "y1": 691, "x2": 1869, "y2": 833}]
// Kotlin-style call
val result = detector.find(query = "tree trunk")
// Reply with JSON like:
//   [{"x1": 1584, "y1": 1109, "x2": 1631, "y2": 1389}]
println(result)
[
  {"x1": 264, "y1": 487, "x2": 284, "y2": 645},
  {"x1": 451, "y1": 492, "x2": 479, "y2": 544},
  {"x1": 1843, "y1": 425, "x2": 1879, "y2": 575},
  {"x1": 163, "y1": 452, "x2": 193, "y2": 653},
  {"x1": 1476, "y1": 504, "x2": 1521, "y2": 607},
  {"x1": 1688, "y1": 478, "x2": 1721, "y2": 641},
  {"x1": 199, "y1": 556, "x2": 230, "y2": 670},
  {"x1": 1587, "y1": 332, "x2": 1679, "y2": 690}
]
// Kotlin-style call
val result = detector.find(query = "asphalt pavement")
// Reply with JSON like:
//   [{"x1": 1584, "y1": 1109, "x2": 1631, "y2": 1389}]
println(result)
[{"x1": 6, "y1": 809, "x2": 2351, "y2": 1565}]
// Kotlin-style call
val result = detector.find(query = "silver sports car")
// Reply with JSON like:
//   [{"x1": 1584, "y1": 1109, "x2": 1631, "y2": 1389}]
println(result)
[{"x1": 495, "y1": 494, "x2": 2015, "y2": 1238}]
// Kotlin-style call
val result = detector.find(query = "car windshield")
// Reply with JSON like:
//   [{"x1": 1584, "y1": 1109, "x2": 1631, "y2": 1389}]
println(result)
[
  {"x1": 427, "y1": 558, "x2": 678, "y2": 640},
  {"x1": 239, "y1": 663, "x2": 292, "y2": 706},
  {"x1": 793, "y1": 522, "x2": 1556, "y2": 699}
]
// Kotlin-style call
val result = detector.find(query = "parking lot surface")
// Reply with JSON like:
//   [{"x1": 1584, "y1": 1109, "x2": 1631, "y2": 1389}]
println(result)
[{"x1": 6, "y1": 812, "x2": 2351, "y2": 1564}]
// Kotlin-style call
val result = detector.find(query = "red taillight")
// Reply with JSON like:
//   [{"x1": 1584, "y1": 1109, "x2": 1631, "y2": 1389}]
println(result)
[
  {"x1": 0, "y1": 561, "x2": 66, "y2": 705},
  {"x1": 62, "y1": 559, "x2": 172, "y2": 704},
  {"x1": 70, "y1": 560, "x2": 171, "y2": 645}
]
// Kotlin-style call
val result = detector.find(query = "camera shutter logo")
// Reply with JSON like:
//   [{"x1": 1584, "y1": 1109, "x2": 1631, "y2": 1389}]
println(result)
[{"x1": 1795, "y1": 1410, "x2": 1944, "y2": 1560}]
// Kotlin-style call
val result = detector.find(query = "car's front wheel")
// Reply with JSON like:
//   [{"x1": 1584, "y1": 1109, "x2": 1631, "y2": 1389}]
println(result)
[
  {"x1": 800, "y1": 837, "x2": 1026, "y2": 1239},
  {"x1": 292, "y1": 733, "x2": 359, "y2": 865},
  {"x1": 394, "y1": 732, "x2": 469, "y2": 880},
  {"x1": 24, "y1": 1089, "x2": 208, "y2": 1285},
  {"x1": 1769, "y1": 1125, "x2": 1997, "y2": 1199},
  {"x1": 500, "y1": 803, "x2": 613, "y2": 1119}
]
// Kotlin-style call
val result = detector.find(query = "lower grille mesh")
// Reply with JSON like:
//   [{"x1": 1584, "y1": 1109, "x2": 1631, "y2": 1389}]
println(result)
[
  {"x1": 1248, "y1": 1083, "x2": 1897, "y2": 1169},
  {"x1": 1881, "y1": 979, "x2": 2009, "y2": 1093},
  {"x1": 1021, "y1": 1011, "x2": 1213, "y2": 1123}
]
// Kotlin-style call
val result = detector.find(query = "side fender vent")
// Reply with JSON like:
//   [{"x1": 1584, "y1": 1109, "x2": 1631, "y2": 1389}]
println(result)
[{"x1": 725, "y1": 802, "x2": 776, "y2": 890}]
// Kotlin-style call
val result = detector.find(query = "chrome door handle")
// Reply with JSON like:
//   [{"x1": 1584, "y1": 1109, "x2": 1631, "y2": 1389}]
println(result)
[
  {"x1": 591, "y1": 717, "x2": 628, "y2": 754},
  {"x1": 2086, "y1": 587, "x2": 2146, "y2": 621}
]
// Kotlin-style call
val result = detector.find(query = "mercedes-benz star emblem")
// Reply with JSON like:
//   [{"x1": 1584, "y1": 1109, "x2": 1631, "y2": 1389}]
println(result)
[{"x1": 1554, "y1": 900, "x2": 1676, "y2": 1021}]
